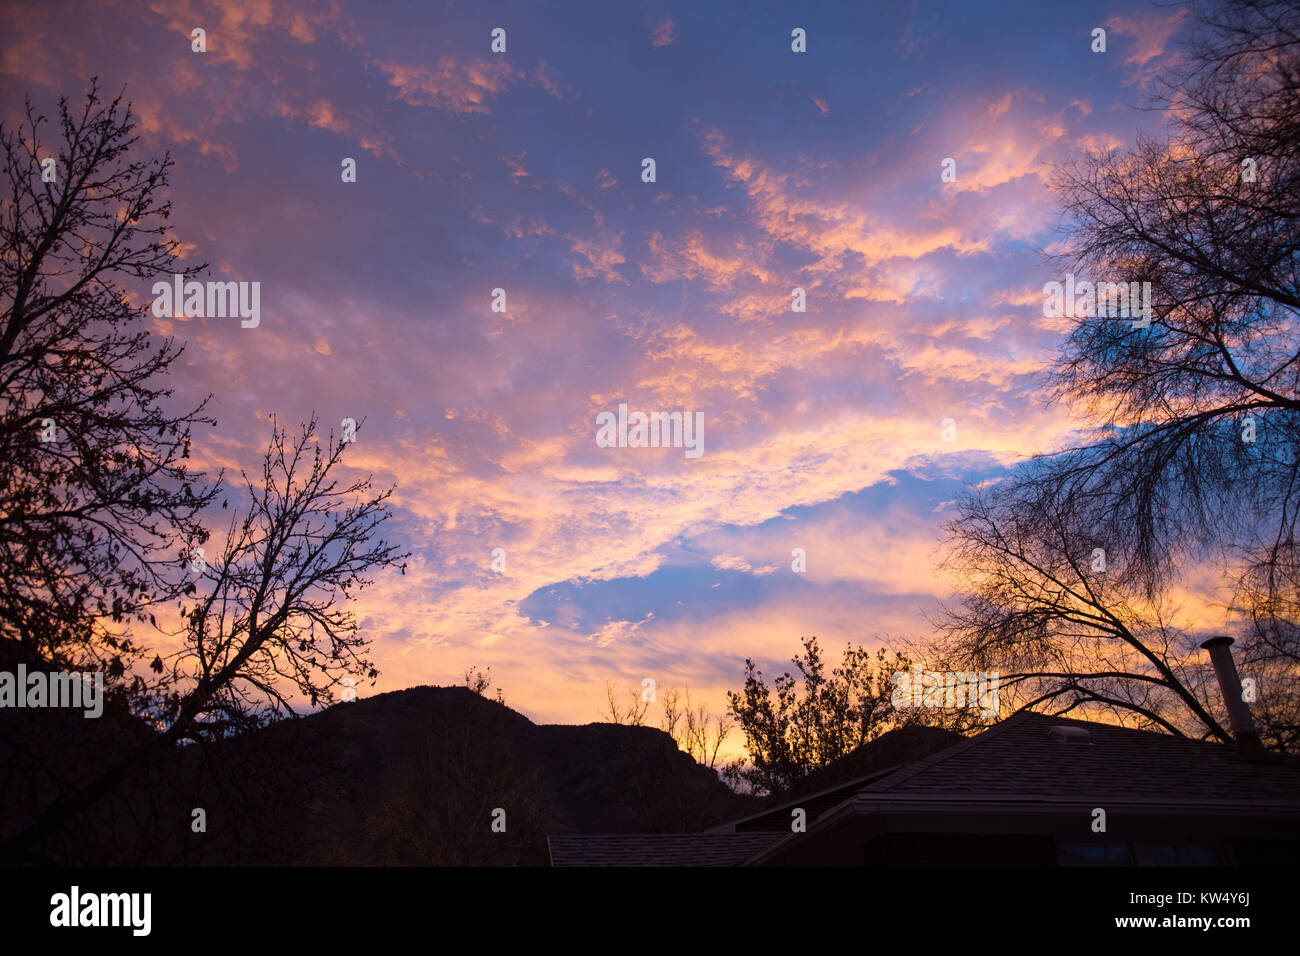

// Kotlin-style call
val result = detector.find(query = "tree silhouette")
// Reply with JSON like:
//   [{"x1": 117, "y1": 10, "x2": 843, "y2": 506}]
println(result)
[
  {"x1": 938, "y1": 0, "x2": 1300, "y2": 749},
  {"x1": 464, "y1": 664, "x2": 505, "y2": 703},
  {"x1": 3, "y1": 415, "x2": 408, "y2": 860},
  {"x1": 600, "y1": 681, "x2": 732, "y2": 771},
  {"x1": 0, "y1": 79, "x2": 218, "y2": 681},
  {"x1": 0, "y1": 82, "x2": 411, "y2": 858},
  {"x1": 723, "y1": 637, "x2": 928, "y2": 796},
  {"x1": 659, "y1": 687, "x2": 732, "y2": 770},
  {"x1": 600, "y1": 678, "x2": 651, "y2": 726}
]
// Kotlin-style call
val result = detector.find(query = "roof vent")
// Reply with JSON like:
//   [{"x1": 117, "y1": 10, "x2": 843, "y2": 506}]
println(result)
[{"x1": 1049, "y1": 725, "x2": 1092, "y2": 744}]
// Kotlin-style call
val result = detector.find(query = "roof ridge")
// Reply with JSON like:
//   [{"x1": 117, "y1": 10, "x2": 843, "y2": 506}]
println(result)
[
  {"x1": 1018, "y1": 712, "x2": 1300, "y2": 758},
  {"x1": 705, "y1": 761, "x2": 916, "y2": 833},
  {"x1": 862, "y1": 710, "x2": 1036, "y2": 793}
]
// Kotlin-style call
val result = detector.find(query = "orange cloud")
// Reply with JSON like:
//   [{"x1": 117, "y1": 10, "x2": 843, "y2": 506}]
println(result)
[
  {"x1": 377, "y1": 57, "x2": 521, "y2": 114},
  {"x1": 641, "y1": 229, "x2": 775, "y2": 289},
  {"x1": 565, "y1": 231, "x2": 628, "y2": 284}
]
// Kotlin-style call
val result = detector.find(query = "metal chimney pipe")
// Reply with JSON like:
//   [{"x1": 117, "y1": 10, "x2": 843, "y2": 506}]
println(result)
[{"x1": 1199, "y1": 635, "x2": 1265, "y2": 758}]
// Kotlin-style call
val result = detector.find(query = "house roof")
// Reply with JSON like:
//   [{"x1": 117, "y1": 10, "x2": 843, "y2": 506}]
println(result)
[
  {"x1": 856, "y1": 711, "x2": 1300, "y2": 806},
  {"x1": 740, "y1": 711, "x2": 1300, "y2": 865},
  {"x1": 706, "y1": 723, "x2": 963, "y2": 833},
  {"x1": 548, "y1": 711, "x2": 1300, "y2": 866},
  {"x1": 547, "y1": 833, "x2": 784, "y2": 867}
]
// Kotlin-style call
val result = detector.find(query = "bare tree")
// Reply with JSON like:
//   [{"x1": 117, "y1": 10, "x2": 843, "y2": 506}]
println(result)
[
  {"x1": 600, "y1": 679, "x2": 733, "y2": 769},
  {"x1": 935, "y1": 478, "x2": 1232, "y2": 740},
  {"x1": 659, "y1": 687, "x2": 732, "y2": 769},
  {"x1": 938, "y1": 0, "x2": 1300, "y2": 749},
  {"x1": 0, "y1": 79, "x2": 218, "y2": 681},
  {"x1": 158, "y1": 416, "x2": 405, "y2": 723},
  {"x1": 3, "y1": 415, "x2": 408, "y2": 859},
  {"x1": 601, "y1": 678, "x2": 650, "y2": 726}
]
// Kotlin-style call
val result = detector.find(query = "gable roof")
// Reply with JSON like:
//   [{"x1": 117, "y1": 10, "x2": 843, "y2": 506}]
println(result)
[
  {"x1": 707, "y1": 723, "x2": 964, "y2": 833},
  {"x1": 740, "y1": 711, "x2": 1300, "y2": 865},
  {"x1": 858, "y1": 711, "x2": 1300, "y2": 806},
  {"x1": 546, "y1": 711, "x2": 1300, "y2": 866}
]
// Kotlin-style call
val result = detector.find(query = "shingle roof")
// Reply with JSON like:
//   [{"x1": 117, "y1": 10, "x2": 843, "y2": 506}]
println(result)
[
  {"x1": 550, "y1": 712, "x2": 1300, "y2": 866},
  {"x1": 736, "y1": 712, "x2": 1300, "y2": 866},
  {"x1": 547, "y1": 833, "x2": 784, "y2": 867},
  {"x1": 858, "y1": 711, "x2": 1300, "y2": 806},
  {"x1": 707, "y1": 723, "x2": 964, "y2": 833}
]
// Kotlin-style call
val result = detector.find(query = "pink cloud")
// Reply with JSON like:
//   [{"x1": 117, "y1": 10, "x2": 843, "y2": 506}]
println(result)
[
  {"x1": 641, "y1": 229, "x2": 775, "y2": 290},
  {"x1": 377, "y1": 57, "x2": 521, "y2": 114},
  {"x1": 534, "y1": 57, "x2": 563, "y2": 98},
  {"x1": 650, "y1": 18, "x2": 678, "y2": 48},
  {"x1": 1105, "y1": 9, "x2": 1189, "y2": 67},
  {"x1": 565, "y1": 231, "x2": 628, "y2": 284}
]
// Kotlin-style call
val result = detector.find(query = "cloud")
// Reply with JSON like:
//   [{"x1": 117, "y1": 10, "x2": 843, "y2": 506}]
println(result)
[
  {"x1": 377, "y1": 57, "x2": 521, "y2": 114},
  {"x1": 710, "y1": 554, "x2": 779, "y2": 576},
  {"x1": 132, "y1": 97, "x2": 240, "y2": 171},
  {"x1": 500, "y1": 151, "x2": 529, "y2": 183},
  {"x1": 565, "y1": 231, "x2": 627, "y2": 284},
  {"x1": 0, "y1": 0, "x2": 1195, "y2": 733},
  {"x1": 139, "y1": 0, "x2": 358, "y2": 72},
  {"x1": 589, "y1": 613, "x2": 654, "y2": 647},
  {"x1": 641, "y1": 229, "x2": 775, "y2": 290},
  {"x1": 534, "y1": 57, "x2": 563, "y2": 98},
  {"x1": 273, "y1": 96, "x2": 402, "y2": 163},
  {"x1": 650, "y1": 19, "x2": 678, "y2": 48},
  {"x1": 1105, "y1": 9, "x2": 1190, "y2": 67},
  {"x1": 699, "y1": 128, "x2": 993, "y2": 278}
]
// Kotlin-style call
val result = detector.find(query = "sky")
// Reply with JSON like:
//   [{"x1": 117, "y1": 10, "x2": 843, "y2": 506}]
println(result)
[{"x1": 0, "y1": 0, "x2": 1204, "y2": 738}]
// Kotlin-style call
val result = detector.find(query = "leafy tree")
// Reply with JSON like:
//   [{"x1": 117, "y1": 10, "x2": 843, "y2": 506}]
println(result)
[
  {"x1": 723, "y1": 637, "x2": 914, "y2": 796},
  {"x1": 464, "y1": 665, "x2": 505, "y2": 704}
]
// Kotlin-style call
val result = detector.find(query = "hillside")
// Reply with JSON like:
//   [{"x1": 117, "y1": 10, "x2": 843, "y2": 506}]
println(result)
[
  {"x1": 185, "y1": 685, "x2": 756, "y2": 865},
  {"x1": 2, "y1": 675, "x2": 756, "y2": 865},
  {"x1": 4, "y1": 636, "x2": 964, "y2": 865}
]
